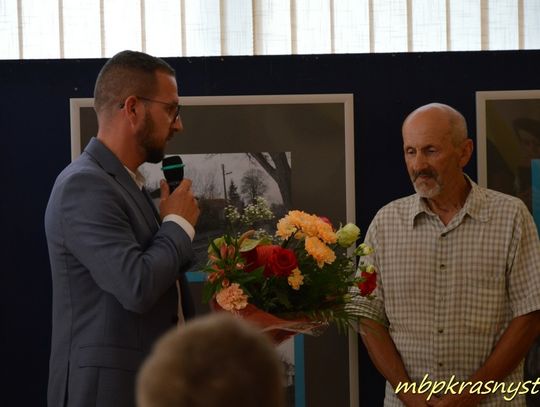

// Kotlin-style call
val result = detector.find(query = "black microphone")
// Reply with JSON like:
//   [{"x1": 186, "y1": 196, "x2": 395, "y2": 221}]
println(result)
[{"x1": 161, "y1": 155, "x2": 184, "y2": 192}]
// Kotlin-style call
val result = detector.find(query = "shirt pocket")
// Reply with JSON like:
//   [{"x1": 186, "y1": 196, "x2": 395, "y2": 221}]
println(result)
[{"x1": 462, "y1": 272, "x2": 506, "y2": 335}]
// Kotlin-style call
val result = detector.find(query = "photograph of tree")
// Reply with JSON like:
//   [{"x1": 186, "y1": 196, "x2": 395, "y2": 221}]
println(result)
[
  {"x1": 139, "y1": 152, "x2": 292, "y2": 273},
  {"x1": 140, "y1": 151, "x2": 297, "y2": 406},
  {"x1": 71, "y1": 93, "x2": 355, "y2": 407}
]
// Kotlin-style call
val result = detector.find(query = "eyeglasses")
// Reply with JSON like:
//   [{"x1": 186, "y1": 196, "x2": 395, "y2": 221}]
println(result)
[{"x1": 120, "y1": 96, "x2": 181, "y2": 122}]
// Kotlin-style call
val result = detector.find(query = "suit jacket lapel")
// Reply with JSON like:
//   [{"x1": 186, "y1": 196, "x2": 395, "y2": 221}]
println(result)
[
  {"x1": 84, "y1": 137, "x2": 159, "y2": 232},
  {"x1": 142, "y1": 187, "x2": 161, "y2": 224}
]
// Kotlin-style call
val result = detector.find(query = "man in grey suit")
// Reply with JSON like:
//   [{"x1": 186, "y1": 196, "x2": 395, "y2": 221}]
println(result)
[{"x1": 45, "y1": 50, "x2": 200, "y2": 407}]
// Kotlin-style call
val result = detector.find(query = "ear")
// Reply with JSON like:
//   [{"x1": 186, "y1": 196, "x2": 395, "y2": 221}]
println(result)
[
  {"x1": 123, "y1": 95, "x2": 140, "y2": 125},
  {"x1": 459, "y1": 139, "x2": 474, "y2": 168}
]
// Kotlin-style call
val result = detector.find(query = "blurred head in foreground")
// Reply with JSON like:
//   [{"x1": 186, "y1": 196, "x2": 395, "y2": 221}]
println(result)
[{"x1": 137, "y1": 313, "x2": 285, "y2": 407}]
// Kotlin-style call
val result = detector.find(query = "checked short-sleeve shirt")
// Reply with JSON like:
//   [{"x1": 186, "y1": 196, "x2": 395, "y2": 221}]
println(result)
[{"x1": 359, "y1": 179, "x2": 540, "y2": 406}]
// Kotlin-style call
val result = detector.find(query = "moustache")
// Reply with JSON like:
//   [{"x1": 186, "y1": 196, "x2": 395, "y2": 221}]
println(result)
[{"x1": 412, "y1": 170, "x2": 437, "y2": 181}]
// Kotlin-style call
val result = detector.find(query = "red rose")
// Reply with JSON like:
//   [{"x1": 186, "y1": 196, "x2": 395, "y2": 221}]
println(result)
[
  {"x1": 266, "y1": 247, "x2": 298, "y2": 277},
  {"x1": 242, "y1": 245, "x2": 280, "y2": 273},
  {"x1": 358, "y1": 269, "x2": 377, "y2": 296}
]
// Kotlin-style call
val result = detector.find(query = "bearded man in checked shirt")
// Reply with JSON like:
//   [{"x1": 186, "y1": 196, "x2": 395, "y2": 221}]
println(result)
[{"x1": 358, "y1": 103, "x2": 540, "y2": 406}]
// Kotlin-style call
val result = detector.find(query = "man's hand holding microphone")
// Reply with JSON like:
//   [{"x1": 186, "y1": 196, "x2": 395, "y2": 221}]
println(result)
[
  {"x1": 159, "y1": 178, "x2": 200, "y2": 227},
  {"x1": 159, "y1": 155, "x2": 200, "y2": 227}
]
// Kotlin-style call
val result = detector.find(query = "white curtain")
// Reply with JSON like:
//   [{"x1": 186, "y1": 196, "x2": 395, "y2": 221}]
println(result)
[{"x1": 0, "y1": 0, "x2": 539, "y2": 59}]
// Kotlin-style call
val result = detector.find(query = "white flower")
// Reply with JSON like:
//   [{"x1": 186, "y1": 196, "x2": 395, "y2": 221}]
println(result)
[
  {"x1": 224, "y1": 206, "x2": 241, "y2": 223},
  {"x1": 354, "y1": 243, "x2": 374, "y2": 256},
  {"x1": 336, "y1": 223, "x2": 360, "y2": 247},
  {"x1": 240, "y1": 197, "x2": 274, "y2": 225}
]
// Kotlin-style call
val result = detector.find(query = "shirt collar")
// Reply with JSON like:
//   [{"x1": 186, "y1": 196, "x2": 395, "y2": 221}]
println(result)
[
  {"x1": 408, "y1": 174, "x2": 490, "y2": 228},
  {"x1": 124, "y1": 166, "x2": 146, "y2": 190},
  {"x1": 460, "y1": 175, "x2": 490, "y2": 222}
]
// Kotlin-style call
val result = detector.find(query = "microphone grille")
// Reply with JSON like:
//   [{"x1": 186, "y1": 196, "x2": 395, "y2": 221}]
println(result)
[{"x1": 161, "y1": 155, "x2": 184, "y2": 182}]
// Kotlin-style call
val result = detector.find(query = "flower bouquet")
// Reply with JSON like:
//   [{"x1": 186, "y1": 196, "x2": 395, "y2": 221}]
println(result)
[{"x1": 202, "y1": 197, "x2": 376, "y2": 343}]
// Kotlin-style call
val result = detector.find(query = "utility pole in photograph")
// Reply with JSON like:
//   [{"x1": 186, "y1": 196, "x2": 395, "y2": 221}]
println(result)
[{"x1": 221, "y1": 163, "x2": 232, "y2": 202}]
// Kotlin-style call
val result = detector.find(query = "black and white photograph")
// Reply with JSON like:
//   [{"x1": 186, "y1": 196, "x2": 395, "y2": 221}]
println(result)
[
  {"x1": 70, "y1": 93, "x2": 355, "y2": 407},
  {"x1": 278, "y1": 336, "x2": 298, "y2": 407},
  {"x1": 139, "y1": 152, "x2": 292, "y2": 272}
]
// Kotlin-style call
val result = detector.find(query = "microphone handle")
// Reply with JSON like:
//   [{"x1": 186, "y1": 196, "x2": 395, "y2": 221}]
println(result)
[{"x1": 168, "y1": 180, "x2": 181, "y2": 192}]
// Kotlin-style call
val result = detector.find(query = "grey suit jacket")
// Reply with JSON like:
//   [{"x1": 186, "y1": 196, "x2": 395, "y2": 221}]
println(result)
[{"x1": 45, "y1": 138, "x2": 195, "y2": 407}]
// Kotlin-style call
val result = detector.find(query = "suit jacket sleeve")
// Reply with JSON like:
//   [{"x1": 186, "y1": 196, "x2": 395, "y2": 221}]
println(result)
[{"x1": 57, "y1": 168, "x2": 194, "y2": 314}]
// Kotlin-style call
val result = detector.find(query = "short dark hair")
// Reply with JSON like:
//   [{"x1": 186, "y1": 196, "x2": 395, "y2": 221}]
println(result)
[{"x1": 93, "y1": 50, "x2": 175, "y2": 117}]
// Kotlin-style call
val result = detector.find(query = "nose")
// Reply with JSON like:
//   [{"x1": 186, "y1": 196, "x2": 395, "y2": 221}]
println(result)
[
  {"x1": 172, "y1": 116, "x2": 183, "y2": 133},
  {"x1": 409, "y1": 154, "x2": 431, "y2": 176},
  {"x1": 411, "y1": 152, "x2": 428, "y2": 170}
]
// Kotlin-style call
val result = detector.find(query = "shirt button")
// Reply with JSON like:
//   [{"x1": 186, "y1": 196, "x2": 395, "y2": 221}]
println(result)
[
  {"x1": 440, "y1": 264, "x2": 446, "y2": 269},
  {"x1": 440, "y1": 233, "x2": 447, "y2": 238},
  {"x1": 438, "y1": 362, "x2": 443, "y2": 367},
  {"x1": 438, "y1": 328, "x2": 444, "y2": 334}
]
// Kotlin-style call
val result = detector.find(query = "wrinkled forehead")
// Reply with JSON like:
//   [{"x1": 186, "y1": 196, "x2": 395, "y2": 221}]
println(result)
[{"x1": 403, "y1": 111, "x2": 453, "y2": 144}]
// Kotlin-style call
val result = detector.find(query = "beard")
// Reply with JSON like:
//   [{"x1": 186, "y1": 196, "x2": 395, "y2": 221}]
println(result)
[
  {"x1": 411, "y1": 169, "x2": 442, "y2": 198},
  {"x1": 137, "y1": 112, "x2": 170, "y2": 164}
]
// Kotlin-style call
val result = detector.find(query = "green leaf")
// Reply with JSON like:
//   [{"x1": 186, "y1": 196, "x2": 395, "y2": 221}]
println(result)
[
  {"x1": 209, "y1": 237, "x2": 224, "y2": 256},
  {"x1": 201, "y1": 283, "x2": 217, "y2": 304},
  {"x1": 275, "y1": 289, "x2": 292, "y2": 309},
  {"x1": 239, "y1": 238, "x2": 261, "y2": 252}
]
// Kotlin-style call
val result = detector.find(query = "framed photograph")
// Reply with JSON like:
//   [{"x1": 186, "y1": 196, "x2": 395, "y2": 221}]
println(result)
[
  {"x1": 70, "y1": 94, "x2": 356, "y2": 407},
  {"x1": 476, "y1": 89, "x2": 540, "y2": 212},
  {"x1": 533, "y1": 160, "x2": 540, "y2": 232},
  {"x1": 476, "y1": 90, "x2": 540, "y2": 406}
]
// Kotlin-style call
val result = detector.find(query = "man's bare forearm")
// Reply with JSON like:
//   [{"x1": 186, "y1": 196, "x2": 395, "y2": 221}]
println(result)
[{"x1": 360, "y1": 318, "x2": 430, "y2": 406}]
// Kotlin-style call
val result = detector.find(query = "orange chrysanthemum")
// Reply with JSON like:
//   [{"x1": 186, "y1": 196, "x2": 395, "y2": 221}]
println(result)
[
  {"x1": 316, "y1": 221, "x2": 337, "y2": 244},
  {"x1": 305, "y1": 236, "x2": 336, "y2": 268}
]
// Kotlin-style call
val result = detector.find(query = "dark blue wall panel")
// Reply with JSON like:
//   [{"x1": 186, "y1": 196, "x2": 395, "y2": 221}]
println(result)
[{"x1": 2, "y1": 50, "x2": 540, "y2": 406}]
